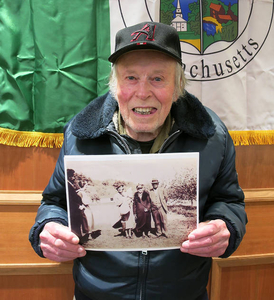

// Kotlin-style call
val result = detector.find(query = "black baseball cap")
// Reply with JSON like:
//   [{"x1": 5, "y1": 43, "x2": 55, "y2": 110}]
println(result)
[{"x1": 108, "y1": 22, "x2": 182, "y2": 65}]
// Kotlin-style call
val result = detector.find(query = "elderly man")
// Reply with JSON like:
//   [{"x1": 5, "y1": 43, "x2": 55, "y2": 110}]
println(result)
[
  {"x1": 150, "y1": 178, "x2": 168, "y2": 237},
  {"x1": 29, "y1": 22, "x2": 247, "y2": 300}
]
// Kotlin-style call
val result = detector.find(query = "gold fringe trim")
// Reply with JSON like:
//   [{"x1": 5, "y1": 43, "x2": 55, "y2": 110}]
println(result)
[
  {"x1": 229, "y1": 130, "x2": 274, "y2": 146},
  {"x1": 0, "y1": 127, "x2": 64, "y2": 148},
  {"x1": 0, "y1": 127, "x2": 273, "y2": 148}
]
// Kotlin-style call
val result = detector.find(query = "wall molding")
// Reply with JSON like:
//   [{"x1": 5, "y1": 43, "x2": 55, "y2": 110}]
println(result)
[
  {"x1": 243, "y1": 188, "x2": 274, "y2": 203},
  {"x1": 0, "y1": 190, "x2": 42, "y2": 205},
  {"x1": 1, "y1": 188, "x2": 274, "y2": 206},
  {"x1": 0, "y1": 262, "x2": 73, "y2": 276}
]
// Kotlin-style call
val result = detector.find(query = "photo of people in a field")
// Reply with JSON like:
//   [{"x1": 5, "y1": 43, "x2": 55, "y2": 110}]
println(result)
[{"x1": 65, "y1": 153, "x2": 198, "y2": 251}]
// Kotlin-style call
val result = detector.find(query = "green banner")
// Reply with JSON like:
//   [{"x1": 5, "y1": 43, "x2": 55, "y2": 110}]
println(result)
[{"x1": 0, "y1": 0, "x2": 111, "y2": 147}]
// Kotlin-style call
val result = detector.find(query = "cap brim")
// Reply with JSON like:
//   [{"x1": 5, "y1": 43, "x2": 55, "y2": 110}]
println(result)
[{"x1": 108, "y1": 42, "x2": 182, "y2": 65}]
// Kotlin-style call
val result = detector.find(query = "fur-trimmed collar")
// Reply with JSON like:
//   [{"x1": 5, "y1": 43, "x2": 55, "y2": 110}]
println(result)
[{"x1": 71, "y1": 91, "x2": 215, "y2": 140}]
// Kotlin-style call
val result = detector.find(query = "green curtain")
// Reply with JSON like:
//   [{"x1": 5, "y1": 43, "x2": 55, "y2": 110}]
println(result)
[{"x1": 0, "y1": 0, "x2": 111, "y2": 147}]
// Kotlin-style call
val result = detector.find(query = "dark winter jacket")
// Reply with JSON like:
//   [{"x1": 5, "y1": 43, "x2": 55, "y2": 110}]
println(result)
[{"x1": 29, "y1": 91, "x2": 247, "y2": 300}]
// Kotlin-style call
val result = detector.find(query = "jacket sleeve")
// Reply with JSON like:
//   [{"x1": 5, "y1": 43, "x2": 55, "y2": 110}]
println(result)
[
  {"x1": 203, "y1": 129, "x2": 247, "y2": 258},
  {"x1": 29, "y1": 144, "x2": 69, "y2": 257}
]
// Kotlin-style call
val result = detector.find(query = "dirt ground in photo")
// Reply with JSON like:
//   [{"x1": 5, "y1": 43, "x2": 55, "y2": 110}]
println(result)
[{"x1": 82, "y1": 204, "x2": 197, "y2": 251}]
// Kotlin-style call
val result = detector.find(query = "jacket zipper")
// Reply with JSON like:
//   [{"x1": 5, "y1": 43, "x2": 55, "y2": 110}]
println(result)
[
  {"x1": 138, "y1": 250, "x2": 148, "y2": 300},
  {"x1": 106, "y1": 128, "x2": 181, "y2": 300},
  {"x1": 106, "y1": 129, "x2": 132, "y2": 154},
  {"x1": 158, "y1": 130, "x2": 181, "y2": 153}
]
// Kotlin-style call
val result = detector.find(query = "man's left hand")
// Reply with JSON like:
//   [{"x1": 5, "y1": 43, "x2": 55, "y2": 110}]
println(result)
[{"x1": 180, "y1": 219, "x2": 230, "y2": 257}]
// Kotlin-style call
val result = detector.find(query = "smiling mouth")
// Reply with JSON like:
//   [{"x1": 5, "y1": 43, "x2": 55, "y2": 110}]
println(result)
[{"x1": 133, "y1": 107, "x2": 156, "y2": 115}]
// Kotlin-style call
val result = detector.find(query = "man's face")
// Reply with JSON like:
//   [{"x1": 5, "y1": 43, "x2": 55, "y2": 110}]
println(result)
[
  {"x1": 115, "y1": 50, "x2": 177, "y2": 141},
  {"x1": 152, "y1": 183, "x2": 159, "y2": 189}
]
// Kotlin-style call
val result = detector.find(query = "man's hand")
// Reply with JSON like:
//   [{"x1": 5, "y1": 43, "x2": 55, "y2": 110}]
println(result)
[
  {"x1": 39, "y1": 222, "x2": 87, "y2": 262},
  {"x1": 180, "y1": 219, "x2": 230, "y2": 257}
]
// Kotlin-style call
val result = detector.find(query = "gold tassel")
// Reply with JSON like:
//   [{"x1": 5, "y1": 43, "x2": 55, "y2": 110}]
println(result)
[
  {"x1": 229, "y1": 130, "x2": 274, "y2": 146},
  {"x1": 1, "y1": 127, "x2": 274, "y2": 148},
  {"x1": 0, "y1": 127, "x2": 64, "y2": 148}
]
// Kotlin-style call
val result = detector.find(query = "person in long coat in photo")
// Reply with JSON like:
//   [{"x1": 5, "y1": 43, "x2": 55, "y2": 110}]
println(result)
[
  {"x1": 77, "y1": 182, "x2": 95, "y2": 239},
  {"x1": 67, "y1": 169, "x2": 89, "y2": 244},
  {"x1": 133, "y1": 184, "x2": 152, "y2": 238}
]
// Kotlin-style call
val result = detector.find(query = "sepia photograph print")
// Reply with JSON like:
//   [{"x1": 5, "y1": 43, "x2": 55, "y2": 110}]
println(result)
[{"x1": 64, "y1": 153, "x2": 199, "y2": 251}]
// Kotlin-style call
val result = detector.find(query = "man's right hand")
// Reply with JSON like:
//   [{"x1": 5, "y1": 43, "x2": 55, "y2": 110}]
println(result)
[{"x1": 39, "y1": 222, "x2": 87, "y2": 262}]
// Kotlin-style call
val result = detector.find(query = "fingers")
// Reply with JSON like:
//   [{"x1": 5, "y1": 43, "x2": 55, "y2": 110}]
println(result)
[
  {"x1": 39, "y1": 222, "x2": 86, "y2": 262},
  {"x1": 187, "y1": 220, "x2": 222, "y2": 240},
  {"x1": 180, "y1": 220, "x2": 230, "y2": 257},
  {"x1": 181, "y1": 236, "x2": 228, "y2": 257}
]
